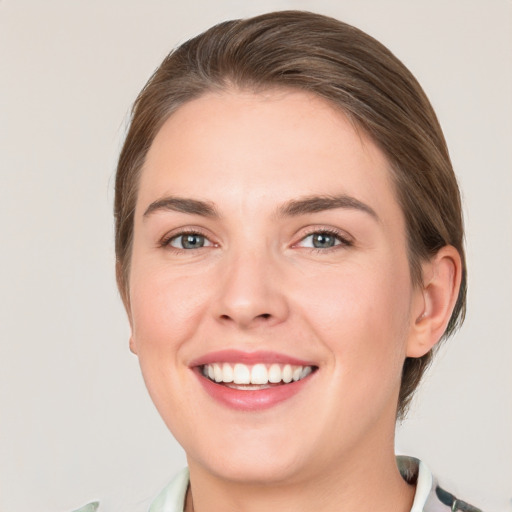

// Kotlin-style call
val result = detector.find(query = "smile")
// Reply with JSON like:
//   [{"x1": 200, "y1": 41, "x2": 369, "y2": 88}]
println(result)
[
  {"x1": 201, "y1": 362, "x2": 314, "y2": 388},
  {"x1": 191, "y1": 351, "x2": 318, "y2": 410}
]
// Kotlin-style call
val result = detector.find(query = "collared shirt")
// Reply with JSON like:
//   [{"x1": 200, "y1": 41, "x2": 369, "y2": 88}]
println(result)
[{"x1": 73, "y1": 457, "x2": 482, "y2": 512}]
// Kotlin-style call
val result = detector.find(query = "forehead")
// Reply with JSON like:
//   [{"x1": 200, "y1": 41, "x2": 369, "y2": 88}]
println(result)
[{"x1": 138, "y1": 89, "x2": 400, "y2": 221}]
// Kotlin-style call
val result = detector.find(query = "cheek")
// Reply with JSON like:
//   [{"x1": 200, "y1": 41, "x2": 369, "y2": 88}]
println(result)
[
  {"x1": 295, "y1": 258, "x2": 413, "y2": 367},
  {"x1": 129, "y1": 265, "x2": 209, "y2": 359},
  {"x1": 127, "y1": 268, "x2": 211, "y2": 422}
]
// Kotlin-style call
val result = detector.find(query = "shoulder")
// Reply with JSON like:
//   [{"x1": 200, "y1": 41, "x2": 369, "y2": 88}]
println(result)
[
  {"x1": 70, "y1": 468, "x2": 189, "y2": 512},
  {"x1": 397, "y1": 456, "x2": 483, "y2": 512},
  {"x1": 71, "y1": 502, "x2": 100, "y2": 512},
  {"x1": 432, "y1": 485, "x2": 483, "y2": 512},
  {"x1": 148, "y1": 467, "x2": 190, "y2": 512}
]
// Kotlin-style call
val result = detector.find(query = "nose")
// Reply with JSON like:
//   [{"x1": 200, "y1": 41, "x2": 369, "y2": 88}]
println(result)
[{"x1": 213, "y1": 249, "x2": 289, "y2": 330}]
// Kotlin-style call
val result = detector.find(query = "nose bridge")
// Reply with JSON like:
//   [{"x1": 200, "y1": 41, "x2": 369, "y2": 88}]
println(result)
[{"x1": 215, "y1": 239, "x2": 288, "y2": 328}]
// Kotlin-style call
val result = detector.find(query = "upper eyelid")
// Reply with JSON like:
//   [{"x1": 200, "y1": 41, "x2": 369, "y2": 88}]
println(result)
[
  {"x1": 160, "y1": 227, "x2": 215, "y2": 246},
  {"x1": 158, "y1": 225, "x2": 353, "y2": 247},
  {"x1": 294, "y1": 226, "x2": 353, "y2": 243}
]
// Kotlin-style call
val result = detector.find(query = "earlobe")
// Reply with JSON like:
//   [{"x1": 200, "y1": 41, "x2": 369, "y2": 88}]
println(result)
[
  {"x1": 406, "y1": 246, "x2": 462, "y2": 358},
  {"x1": 116, "y1": 264, "x2": 136, "y2": 355},
  {"x1": 129, "y1": 335, "x2": 138, "y2": 355}
]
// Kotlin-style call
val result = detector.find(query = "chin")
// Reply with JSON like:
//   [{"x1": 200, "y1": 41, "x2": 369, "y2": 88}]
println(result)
[
  {"x1": 182, "y1": 423, "x2": 316, "y2": 485},
  {"x1": 195, "y1": 450, "x2": 309, "y2": 486}
]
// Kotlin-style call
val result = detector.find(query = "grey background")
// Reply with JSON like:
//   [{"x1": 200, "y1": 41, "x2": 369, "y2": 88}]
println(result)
[{"x1": 0, "y1": 1, "x2": 511, "y2": 511}]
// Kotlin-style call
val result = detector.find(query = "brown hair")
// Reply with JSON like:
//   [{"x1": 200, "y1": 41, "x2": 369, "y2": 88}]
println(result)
[{"x1": 115, "y1": 10, "x2": 466, "y2": 419}]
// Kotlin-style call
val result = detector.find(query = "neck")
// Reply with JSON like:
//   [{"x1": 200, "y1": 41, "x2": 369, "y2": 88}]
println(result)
[{"x1": 185, "y1": 443, "x2": 414, "y2": 512}]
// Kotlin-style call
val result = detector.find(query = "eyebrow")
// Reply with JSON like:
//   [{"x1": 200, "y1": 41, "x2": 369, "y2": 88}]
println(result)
[
  {"x1": 277, "y1": 194, "x2": 379, "y2": 220},
  {"x1": 143, "y1": 196, "x2": 219, "y2": 218},
  {"x1": 143, "y1": 194, "x2": 378, "y2": 221}
]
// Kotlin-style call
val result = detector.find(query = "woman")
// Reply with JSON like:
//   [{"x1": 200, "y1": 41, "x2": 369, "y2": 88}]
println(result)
[{"x1": 78, "y1": 10, "x2": 480, "y2": 512}]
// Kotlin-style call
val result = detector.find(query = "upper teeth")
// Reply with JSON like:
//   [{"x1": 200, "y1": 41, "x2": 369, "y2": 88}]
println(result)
[{"x1": 202, "y1": 363, "x2": 313, "y2": 385}]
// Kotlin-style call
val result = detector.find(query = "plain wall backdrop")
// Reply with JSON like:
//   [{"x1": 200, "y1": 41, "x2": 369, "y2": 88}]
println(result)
[{"x1": 1, "y1": 1, "x2": 511, "y2": 511}]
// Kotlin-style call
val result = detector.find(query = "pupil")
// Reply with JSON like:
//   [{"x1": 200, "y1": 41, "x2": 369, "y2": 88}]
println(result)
[
  {"x1": 182, "y1": 234, "x2": 204, "y2": 249},
  {"x1": 313, "y1": 233, "x2": 334, "y2": 248}
]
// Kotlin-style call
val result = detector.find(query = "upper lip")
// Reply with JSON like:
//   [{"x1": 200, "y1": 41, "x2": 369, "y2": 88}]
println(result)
[{"x1": 189, "y1": 349, "x2": 317, "y2": 368}]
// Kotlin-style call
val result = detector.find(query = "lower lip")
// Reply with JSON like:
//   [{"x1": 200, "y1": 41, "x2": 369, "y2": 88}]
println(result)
[{"x1": 194, "y1": 369, "x2": 314, "y2": 411}]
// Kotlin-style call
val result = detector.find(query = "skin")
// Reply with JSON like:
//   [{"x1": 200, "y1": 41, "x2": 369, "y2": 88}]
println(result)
[{"x1": 127, "y1": 89, "x2": 461, "y2": 512}]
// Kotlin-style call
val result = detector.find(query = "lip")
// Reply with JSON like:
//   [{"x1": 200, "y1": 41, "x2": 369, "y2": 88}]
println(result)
[
  {"x1": 193, "y1": 367, "x2": 316, "y2": 411},
  {"x1": 189, "y1": 349, "x2": 316, "y2": 367},
  {"x1": 190, "y1": 350, "x2": 318, "y2": 411}
]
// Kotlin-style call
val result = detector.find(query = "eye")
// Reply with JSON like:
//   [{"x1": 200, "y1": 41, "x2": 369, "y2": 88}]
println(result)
[
  {"x1": 297, "y1": 230, "x2": 352, "y2": 250},
  {"x1": 168, "y1": 232, "x2": 213, "y2": 250}
]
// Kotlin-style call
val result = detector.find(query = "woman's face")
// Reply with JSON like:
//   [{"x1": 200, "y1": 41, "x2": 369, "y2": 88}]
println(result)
[{"x1": 128, "y1": 89, "x2": 424, "y2": 484}]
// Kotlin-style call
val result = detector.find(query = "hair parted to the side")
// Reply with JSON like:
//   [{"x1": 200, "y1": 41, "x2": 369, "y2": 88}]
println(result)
[{"x1": 115, "y1": 10, "x2": 467, "y2": 419}]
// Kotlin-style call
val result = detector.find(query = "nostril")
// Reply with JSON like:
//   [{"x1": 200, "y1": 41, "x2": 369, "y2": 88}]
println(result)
[{"x1": 217, "y1": 311, "x2": 278, "y2": 328}]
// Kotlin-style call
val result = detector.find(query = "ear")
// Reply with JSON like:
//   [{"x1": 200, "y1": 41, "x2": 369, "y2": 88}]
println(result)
[
  {"x1": 126, "y1": 309, "x2": 137, "y2": 355},
  {"x1": 406, "y1": 246, "x2": 462, "y2": 358},
  {"x1": 116, "y1": 261, "x2": 138, "y2": 355},
  {"x1": 129, "y1": 334, "x2": 138, "y2": 355},
  {"x1": 116, "y1": 261, "x2": 131, "y2": 314}
]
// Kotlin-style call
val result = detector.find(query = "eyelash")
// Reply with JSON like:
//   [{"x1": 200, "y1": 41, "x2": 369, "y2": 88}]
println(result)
[
  {"x1": 296, "y1": 228, "x2": 353, "y2": 253},
  {"x1": 159, "y1": 227, "x2": 353, "y2": 254},
  {"x1": 159, "y1": 228, "x2": 213, "y2": 253}
]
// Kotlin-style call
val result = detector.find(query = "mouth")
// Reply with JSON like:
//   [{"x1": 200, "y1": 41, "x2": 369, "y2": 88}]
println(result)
[
  {"x1": 201, "y1": 362, "x2": 315, "y2": 390},
  {"x1": 192, "y1": 351, "x2": 318, "y2": 410}
]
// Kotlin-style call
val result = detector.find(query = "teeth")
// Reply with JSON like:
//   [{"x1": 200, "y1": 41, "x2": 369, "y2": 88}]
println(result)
[
  {"x1": 233, "y1": 363, "x2": 251, "y2": 384},
  {"x1": 251, "y1": 364, "x2": 268, "y2": 385},
  {"x1": 268, "y1": 364, "x2": 282, "y2": 383},
  {"x1": 300, "y1": 366, "x2": 312, "y2": 379},
  {"x1": 213, "y1": 363, "x2": 223, "y2": 383},
  {"x1": 282, "y1": 364, "x2": 293, "y2": 383},
  {"x1": 221, "y1": 363, "x2": 234, "y2": 383},
  {"x1": 202, "y1": 362, "x2": 314, "y2": 386}
]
